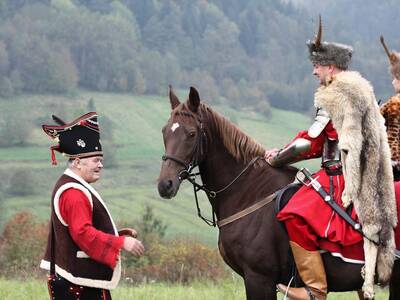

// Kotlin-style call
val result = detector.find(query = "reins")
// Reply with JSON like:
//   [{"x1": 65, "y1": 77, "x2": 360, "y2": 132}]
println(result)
[{"x1": 162, "y1": 154, "x2": 266, "y2": 227}]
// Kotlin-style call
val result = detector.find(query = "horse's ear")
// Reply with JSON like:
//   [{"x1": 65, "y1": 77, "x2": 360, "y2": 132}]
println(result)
[
  {"x1": 169, "y1": 85, "x2": 180, "y2": 110},
  {"x1": 188, "y1": 86, "x2": 200, "y2": 113}
]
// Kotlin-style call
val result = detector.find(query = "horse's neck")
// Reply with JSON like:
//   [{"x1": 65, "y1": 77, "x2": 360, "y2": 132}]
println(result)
[
  {"x1": 197, "y1": 110, "x2": 297, "y2": 220},
  {"x1": 198, "y1": 138, "x2": 272, "y2": 220}
]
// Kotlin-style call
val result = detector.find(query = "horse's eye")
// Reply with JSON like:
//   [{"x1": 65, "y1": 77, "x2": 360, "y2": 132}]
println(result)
[{"x1": 189, "y1": 131, "x2": 196, "y2": 137}]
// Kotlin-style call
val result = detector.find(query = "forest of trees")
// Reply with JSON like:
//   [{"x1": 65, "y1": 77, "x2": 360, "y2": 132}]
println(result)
[{"x1": 0, "y1": 0, "x2": 399, "y2": 112}]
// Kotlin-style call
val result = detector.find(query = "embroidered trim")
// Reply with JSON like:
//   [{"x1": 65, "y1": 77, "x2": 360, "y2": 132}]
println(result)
[{"x1": 40, "y1": 259, "x2": 121, "y2": 290}]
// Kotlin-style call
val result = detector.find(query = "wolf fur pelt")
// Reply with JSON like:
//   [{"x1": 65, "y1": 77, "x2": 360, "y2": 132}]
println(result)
[{"x1": 314, "y1": 71, "x2": 397, "y2": 299}]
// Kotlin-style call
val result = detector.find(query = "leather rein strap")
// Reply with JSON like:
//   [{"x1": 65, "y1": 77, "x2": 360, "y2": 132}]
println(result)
[{"x1": 217, "y1": 193, "x2": 275, "y2": 228}]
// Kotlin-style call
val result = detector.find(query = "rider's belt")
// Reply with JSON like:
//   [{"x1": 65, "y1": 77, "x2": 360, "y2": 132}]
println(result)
[
  {"x1": 321, "y1": 138, "x2": 342, "y2": 175},
  {"x1": 322, "y1": 162, "x2": 342, "y2": 176}
]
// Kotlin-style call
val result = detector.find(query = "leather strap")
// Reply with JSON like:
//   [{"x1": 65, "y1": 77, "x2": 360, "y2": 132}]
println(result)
[{"x1": 217, "y1": 193, "x2": 275, "y2": 228}]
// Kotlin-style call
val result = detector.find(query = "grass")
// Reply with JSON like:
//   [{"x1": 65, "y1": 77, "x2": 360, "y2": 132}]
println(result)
[
  {"x1": 0, "y1": 90, "x2": 318, "y2": 244},
  {"x1": 0, "y1": 277, "x2": 390, "y2": 300}
]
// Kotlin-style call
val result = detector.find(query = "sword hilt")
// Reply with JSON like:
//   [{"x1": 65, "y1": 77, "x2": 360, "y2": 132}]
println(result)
[{"x1": 297, "y1": 168, "x2": 329, "y2": 200}]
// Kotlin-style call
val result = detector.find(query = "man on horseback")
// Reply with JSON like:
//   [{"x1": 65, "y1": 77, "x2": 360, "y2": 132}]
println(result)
[
  {"x1": 379, "y1": 36, "x2": 400, "y2": 182},
  {"x1": 265, "y1": 18, "x2": 397, "y2": 300}
]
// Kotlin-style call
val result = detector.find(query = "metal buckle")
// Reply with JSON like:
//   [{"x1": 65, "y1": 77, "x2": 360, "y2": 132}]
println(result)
[{"x1": 178, "y1": 169, "x2": 190, "y2": 181}]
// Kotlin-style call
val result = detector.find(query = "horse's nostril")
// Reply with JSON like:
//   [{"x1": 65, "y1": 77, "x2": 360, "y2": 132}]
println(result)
[
  {"x1": 166, "y1": 180, "x2": 173, "y2": 189},
  {"x1": 158, "y1": 179, "x2": 175, "y2": 197}
]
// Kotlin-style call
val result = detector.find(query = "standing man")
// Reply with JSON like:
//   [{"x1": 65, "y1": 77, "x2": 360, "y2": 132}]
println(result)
[
  {"x1": 380, "y1": 36, "x2": 400, "y2": 181},
  {"x1": 40, "y1": 112, "x2": 144, "y2": 300},
  {"x1": 266, "y1": 18, "x2": 396, "y2": 299}
]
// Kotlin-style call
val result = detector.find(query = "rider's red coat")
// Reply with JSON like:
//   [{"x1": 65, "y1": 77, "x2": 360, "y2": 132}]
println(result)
[{"x1": 277, "y1": 121, "x2": 399, "y2": 262}]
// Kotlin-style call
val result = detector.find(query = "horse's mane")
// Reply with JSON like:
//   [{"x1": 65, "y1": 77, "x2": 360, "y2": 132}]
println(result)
[{"x1": 174, "y1": 102, "x2": 266, "y2": 164}]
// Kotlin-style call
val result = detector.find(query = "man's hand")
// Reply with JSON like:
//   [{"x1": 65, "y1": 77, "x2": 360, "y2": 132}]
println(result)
[
  {"x1": 264, "y1": 148, "x2": 280, "y2": 161},
  {"x1": 123, "y1": 237, "x2": 145, "y2": 257},
  {"x1": 118, "y1": 227, "x2": 138, "y2": 238}
]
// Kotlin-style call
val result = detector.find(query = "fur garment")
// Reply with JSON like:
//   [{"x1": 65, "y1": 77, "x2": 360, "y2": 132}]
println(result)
[
  {"x1": 381, "y1": 94, "x2": 400, "y2": 168},
  {"x1": 314, "y1": 71, "x2": 397, "y2": 297},
  {"x1": 390, "y1": 52, "x2": 400, "y2": 80},
  {"x1": 386, "y1": 51, "x2": 400, "y2": 80}
]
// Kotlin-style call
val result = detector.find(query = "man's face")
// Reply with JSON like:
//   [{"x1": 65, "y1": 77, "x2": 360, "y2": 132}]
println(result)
[
  {"x1": 392, "y1": 77, "x2": 400, "y2": 93},
  {"x1": 76, "y1": 156, "x2": 103, "y2": 183},
  {"x1": 313, "y1": 64, "x2": 333, "y2": 86}
]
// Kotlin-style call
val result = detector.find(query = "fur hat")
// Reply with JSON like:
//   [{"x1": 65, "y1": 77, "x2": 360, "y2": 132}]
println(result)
[
  {"x1": 380, "y1": 36, "x2": 400, "y2": 80},
  {"x1": 42, "y1": 112, "x2": 102, "y2": 165},
  {"x1": 307, "y1": 16, "x2": 353, "y2": 70}
]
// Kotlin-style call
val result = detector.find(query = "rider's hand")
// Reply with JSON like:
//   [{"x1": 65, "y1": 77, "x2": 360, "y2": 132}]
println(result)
[
  {"x1": 123, "y1": 237, "x2": 145, "y2": 257},
  {"x1": 264, "y1": 148, "x2": 280, "y2": 161},
  {"x1": 118, "y1": 227, "x2": 138, "y2": 238}
]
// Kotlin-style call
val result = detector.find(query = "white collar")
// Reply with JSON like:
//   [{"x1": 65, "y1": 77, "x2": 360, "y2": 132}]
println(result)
[{"x1": 64, "y1": 168, "x2": 89, "y2": 186}]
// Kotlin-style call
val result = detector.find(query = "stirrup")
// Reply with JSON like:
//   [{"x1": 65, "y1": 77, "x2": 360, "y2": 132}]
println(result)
[
  {"x1": 305, "y1": 287, "x2": 317, "y2": 300},
  {"x1": 278, "y1": 284, "x2": 318, "y2": 300},
  {"x1": 277, "y1": 276, "x2": 294, "y2": 299}
]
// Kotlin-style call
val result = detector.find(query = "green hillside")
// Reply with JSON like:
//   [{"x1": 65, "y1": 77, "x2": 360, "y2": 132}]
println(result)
[{"x1": 0, "y1": 91, "x2": 316, "y2": 244}]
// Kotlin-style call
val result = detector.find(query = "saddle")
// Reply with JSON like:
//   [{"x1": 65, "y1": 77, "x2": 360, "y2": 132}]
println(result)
[{"x1": 274, "y1": 182, "x2": 302, "y2": 215}]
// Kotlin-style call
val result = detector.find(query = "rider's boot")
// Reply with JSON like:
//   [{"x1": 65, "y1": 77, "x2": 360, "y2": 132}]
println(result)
[{"x1": 277, "y1": 241, "x2": 327, "y2": 300}]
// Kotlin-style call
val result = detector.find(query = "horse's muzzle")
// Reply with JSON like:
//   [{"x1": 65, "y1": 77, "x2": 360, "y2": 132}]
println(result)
[{"x1": 157, "y1": 178, "x2": 179, "y2": 199}]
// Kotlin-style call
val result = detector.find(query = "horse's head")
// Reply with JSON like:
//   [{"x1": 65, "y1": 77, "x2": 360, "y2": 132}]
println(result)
[{"x1": 157, "y1": 86, "x2": 205, "y2": 199}]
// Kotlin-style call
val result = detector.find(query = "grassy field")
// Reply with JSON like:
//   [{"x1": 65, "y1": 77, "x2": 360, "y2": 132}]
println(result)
[
  {"x1": 0, "y1": 277, "x2": 390, "y2": 300},
  {"x1": 0, "y1": 90, "x2": 318, "y2": 244}
]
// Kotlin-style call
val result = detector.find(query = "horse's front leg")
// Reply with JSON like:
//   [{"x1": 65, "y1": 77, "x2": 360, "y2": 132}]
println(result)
[{"x1": 243, "y1": 271, "x2": 277, "y2": 300}]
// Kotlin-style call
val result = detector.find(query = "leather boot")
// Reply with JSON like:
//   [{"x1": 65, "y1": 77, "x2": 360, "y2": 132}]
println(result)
[{"x1": 277, "y1": 241, "x2": 327, "y2": 300}]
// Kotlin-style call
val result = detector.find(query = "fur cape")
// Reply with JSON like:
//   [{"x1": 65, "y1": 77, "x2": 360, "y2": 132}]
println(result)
[
  {"x1": 381, "y1": 94, "x2": 400, "y2": 168},
  {"x1": 314, "y1": 71, "x2": 397, "y2": 297}
]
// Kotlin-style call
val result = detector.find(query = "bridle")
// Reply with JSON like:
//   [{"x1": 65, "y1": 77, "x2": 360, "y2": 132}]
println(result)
[
  {"x1": 161, "y1": 116, "x2": 263, "y2": 227},
  {"x1": 162, "y1": 117, "x2": 217, "y2": 226}
]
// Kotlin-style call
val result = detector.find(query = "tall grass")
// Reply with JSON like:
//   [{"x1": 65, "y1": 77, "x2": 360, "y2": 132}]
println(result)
[{"x1": 0, "y1": 278, "x2": 389, "y2": 300}]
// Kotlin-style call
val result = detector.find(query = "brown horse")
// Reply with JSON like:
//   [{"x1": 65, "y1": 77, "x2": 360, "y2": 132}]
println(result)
[{"x1": 157, "y1": 86, "x2": 399, "y2": 300}]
